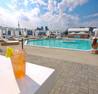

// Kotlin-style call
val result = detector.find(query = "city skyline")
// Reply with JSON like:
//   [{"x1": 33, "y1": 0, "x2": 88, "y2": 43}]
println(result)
[{"x1": 0, "y1": 0, "x2": 98, "y2": 31}]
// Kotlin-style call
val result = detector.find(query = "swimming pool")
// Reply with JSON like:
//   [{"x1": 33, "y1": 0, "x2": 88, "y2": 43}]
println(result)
[{"x1": 26, "y1": 39, "x2": 92, "y2": 51}]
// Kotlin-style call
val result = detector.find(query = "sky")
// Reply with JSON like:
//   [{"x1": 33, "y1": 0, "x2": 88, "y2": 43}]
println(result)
[{"x1": 0, "y1": 0, "x2": 98, "y2": 31}]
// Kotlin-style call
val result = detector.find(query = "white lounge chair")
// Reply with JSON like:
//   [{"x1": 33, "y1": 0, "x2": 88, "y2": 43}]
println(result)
[{"x1": 1, "y1": 39, "x2": 19, "y2": 46}]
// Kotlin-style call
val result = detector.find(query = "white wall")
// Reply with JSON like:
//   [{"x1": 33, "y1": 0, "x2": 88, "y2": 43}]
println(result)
[{"x1": 0, "y1": 29, "x2": 2, "y2": 37}]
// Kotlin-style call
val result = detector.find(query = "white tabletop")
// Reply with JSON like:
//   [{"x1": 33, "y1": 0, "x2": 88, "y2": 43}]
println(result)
[
  {"x1": 0, "y1": 55, "x2": 20, "y2": 94},
  {"x1": 0, "y1": 55, "x2": 56, "y2": 94}
]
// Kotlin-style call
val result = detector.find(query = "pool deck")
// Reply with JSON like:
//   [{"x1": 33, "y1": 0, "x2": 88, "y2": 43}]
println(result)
[{"x1": 25, "y1": 46, "x2": 98, "y2": 66}]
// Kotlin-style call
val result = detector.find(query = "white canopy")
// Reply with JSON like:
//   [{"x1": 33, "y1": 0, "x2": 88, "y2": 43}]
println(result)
[
  {"x1": 69, "y1": 32, "x2": 88, "y2": 35},
  {"x1": 68, "y1": 28, "x2": 89, "y2": 32}
]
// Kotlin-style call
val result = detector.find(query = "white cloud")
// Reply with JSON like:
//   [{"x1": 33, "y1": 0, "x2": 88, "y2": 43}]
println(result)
[
  {"x1": 36, "y1": 0, "x2": 47, "y2": 6},
  {"x1": 29, "y1": 0, "x2": 47, "y2": 6},
  {"x1": 0, "y1": 7, "x2": 18, "y2": 27},
  {"x1": 0, "y1": 0, "x2": 98, "y2": 31},
  {"x1": 0, "y1": 5, "x2": 80, "y2": 31},
  {"x1": 58, "y1": 1, "x2": 65, "y2": 15},
  {"x1": 58, "y1": 0, "x2": 88, "y2": 12},
  {"x1": 19, "y1": 8, "x2": 46, "y2": 29},
  {"x1": 82, "y1": 19, "x2": 98, "y2": 27},
  {"x1": 0, "y1": 6, "x2": 42, "y2": 29},
  {"x1": 48, "y1": 0, "x2": 55, "y2": 13},
  {"x1": 83, "y1": 13, "x2": 98, "y2": 19},
  {"x1": 24, "y1": 0, "x2": 29, "y2": 6},
  {"x1": 42, "y1": 12, "x2": 80, "y2": 31},
  {"x1": 31, "y1": 8, "x2": 40, "y2": 16},
  {"x1": 20, "y1": 16, "x2": 46, "y2": 29},
  {"x1": 10, "y1": 0, "x2": 46, "y2": 10}
]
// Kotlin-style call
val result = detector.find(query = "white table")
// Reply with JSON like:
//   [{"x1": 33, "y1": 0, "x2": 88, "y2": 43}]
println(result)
[{"x1": 0, "y1": 55, "x2": 56, "y2": 94}]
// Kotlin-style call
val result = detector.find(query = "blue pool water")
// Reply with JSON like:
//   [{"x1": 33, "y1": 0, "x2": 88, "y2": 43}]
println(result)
[{"x1": 26, "y1": 39, "x2": 92, "y2": 51}]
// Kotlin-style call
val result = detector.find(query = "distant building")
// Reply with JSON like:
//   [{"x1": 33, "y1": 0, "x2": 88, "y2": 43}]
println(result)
[{"x1": 68, "y1": 28, "x2": 90, "y2": 38}]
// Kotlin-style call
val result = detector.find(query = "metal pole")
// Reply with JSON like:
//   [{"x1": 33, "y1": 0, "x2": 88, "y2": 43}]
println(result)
[{"x1": 21, "y1": 38, "x2": 24, "y2": 49}]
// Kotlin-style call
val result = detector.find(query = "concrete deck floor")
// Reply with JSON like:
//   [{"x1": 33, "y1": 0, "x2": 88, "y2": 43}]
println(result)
[
  {"x1": 25, "y1": 46, "x2": 98, "y2": 66},
  {"x1": 26, "y1": 54, "x2": 98, "y2": 94}
]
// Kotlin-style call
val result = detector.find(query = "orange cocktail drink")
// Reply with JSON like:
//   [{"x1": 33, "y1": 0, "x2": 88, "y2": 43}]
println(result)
[{"x1": 11, "y1": 49, "x2": 25, "y2": 79}]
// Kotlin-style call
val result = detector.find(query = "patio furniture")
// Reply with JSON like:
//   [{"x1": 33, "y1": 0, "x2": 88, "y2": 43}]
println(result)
[
  {"x1": 1, "y1": 39, "x2": 20, "y2": 46},
  {"x1": 0, "y1": 55, "x2": 56, "y2": 94}
]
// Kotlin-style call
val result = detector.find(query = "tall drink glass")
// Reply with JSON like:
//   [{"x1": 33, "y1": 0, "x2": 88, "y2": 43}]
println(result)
[{"x1": 11, "y1": 49, "x2": 25, "y2": 79}]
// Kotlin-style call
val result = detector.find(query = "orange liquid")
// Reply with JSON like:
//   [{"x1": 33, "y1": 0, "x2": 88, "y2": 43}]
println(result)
[{"x1": 11, "y1": 49, "x2": 25, "y2": 79}]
